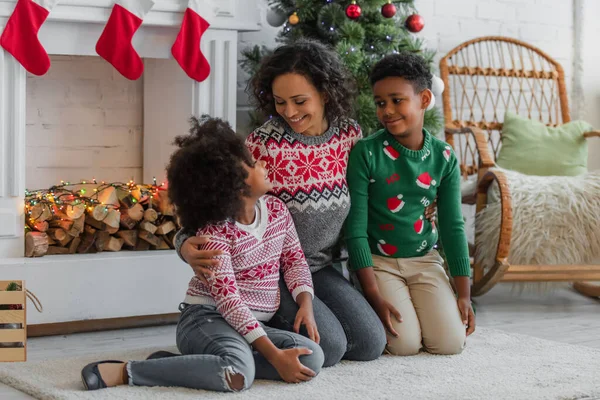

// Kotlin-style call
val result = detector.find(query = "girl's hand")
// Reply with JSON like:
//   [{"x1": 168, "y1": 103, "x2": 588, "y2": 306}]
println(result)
[
  {"x1": 457, "y1": 297, "x2": 476, "y2": 336},
  {"x1": 294, "y1": 305, "x2": 320, "y2": 344},
  {"x1": 271, "y1": 348, "x2": 316, "y2": 383},
  {"x1": 370, "y1": 295, "x2": 402, "y2": 337},
  {"x1": 181, "y1": 236, "x2": 223, "y2": 284},
  {"x1": 425, "y1": 199, "x2": 437, "y2": 222}
]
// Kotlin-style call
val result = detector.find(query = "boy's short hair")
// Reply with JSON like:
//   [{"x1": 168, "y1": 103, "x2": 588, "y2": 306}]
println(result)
[
  {"x1": 166, "y1": 116, "x2": 253, "y2": 231},
  {"x1": 369, "y1": 52, "x2": 432, "y2": 93}
]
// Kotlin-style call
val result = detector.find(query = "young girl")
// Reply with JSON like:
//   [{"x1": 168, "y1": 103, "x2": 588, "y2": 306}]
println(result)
[
  {"x1": 345, "y1": 53, "x2": 476, "y2": 357},
  {"x1": 174, "y1": 39, "x2": 388, "y2": 367},
  {"x1": 81, "y1": 117, "x2": 323, "y2": 392}
]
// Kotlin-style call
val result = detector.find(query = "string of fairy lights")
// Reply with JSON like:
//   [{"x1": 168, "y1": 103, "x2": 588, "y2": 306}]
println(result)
[{"x1": 24, "y1": 178, "x2": 166, "y2": 225}]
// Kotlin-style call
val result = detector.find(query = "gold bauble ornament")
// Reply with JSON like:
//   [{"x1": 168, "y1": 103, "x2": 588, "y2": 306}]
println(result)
[{"x1": 289, "y1": 12, "x2": 299, "y2": 25}]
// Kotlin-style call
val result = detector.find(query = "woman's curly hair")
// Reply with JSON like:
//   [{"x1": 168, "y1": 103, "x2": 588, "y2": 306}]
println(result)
[
  {"x1": 369, "y1": 52, "x2": 432, "y2": 93},
  {"x1": 166, "y1": 116, "x2": 253, "y2": 231},
  {"x1": 248, "y1": 39, "x2": 357, "y2": 124}
]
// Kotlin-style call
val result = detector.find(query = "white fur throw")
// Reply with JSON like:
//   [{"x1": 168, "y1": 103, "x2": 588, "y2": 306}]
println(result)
[{"x1": 474, "y1": 168, "x2": 600, "y2": 276}]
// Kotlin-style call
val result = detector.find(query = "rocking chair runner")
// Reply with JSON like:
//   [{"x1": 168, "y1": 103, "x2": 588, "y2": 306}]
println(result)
[{"x1": 439, "y1": 36, "x2": 600, "y2": 297}]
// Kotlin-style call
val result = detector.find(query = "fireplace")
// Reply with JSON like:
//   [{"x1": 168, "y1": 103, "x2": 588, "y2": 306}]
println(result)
[{"x1": 0, "y1": 0, "x2": 260, "y2": 325}]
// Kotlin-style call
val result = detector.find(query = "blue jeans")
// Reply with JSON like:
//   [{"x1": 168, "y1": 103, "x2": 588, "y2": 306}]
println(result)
[
  {"x1": 267, "y1": 266, "x2": 386, "y2": 367},
  {"x1": 127, "y1": 304, "x2": 324, "y2": 392}
]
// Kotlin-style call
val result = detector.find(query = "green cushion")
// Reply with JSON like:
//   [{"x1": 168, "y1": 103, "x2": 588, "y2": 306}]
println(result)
[{"x1": 496, "y1": 111, "x2": 592, "y2": 176}]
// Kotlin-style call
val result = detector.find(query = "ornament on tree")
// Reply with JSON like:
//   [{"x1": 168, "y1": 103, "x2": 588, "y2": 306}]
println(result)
[
  {"x1": 171, "y1": 0, "x2": 211, "y2": 82},
  {"x1": 345, "y1": 1, "x2": 362, "y2": 20},
  {"x1": 0, "y1": 0, "x2": 61, "y2": 76},
  {"x1": 381, "y1": 1, "x2": 397, "y2": 18},
  {"x1": 266, "y1": 7, "x2": 287, "y2": 27},
  {"x1": 288, "y1": 11, "x2": 299, "y2": 25},
  {"x1": 405, "y1": 13, "x2": 424, "y2": 33},
  {"x1": 96, "y1": 0, "x2": 155, "y2": 80},
  {"x1": 431, "y1": 75, "x2": 445, "y2": 97}
]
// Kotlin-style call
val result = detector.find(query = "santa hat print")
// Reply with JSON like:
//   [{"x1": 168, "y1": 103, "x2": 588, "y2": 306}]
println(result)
[
  {"x1": 443, "y1": 145, "x2": 452, "y2": 162},
  {"x1": 377, "y1": 240, "x2": 397, "y2": 257},
  {"x1": 416, "y1": 172, "x2": 436, "y2": 190},
  {"x1": 414, "y1": 215, "x2": 425, "y2": 234},
  {"x1": 387, "y1": 194, "x2": 405, "y2": 213},
  {"x1": 383, "y1": 141, "x2": 399, "y2": 161}
]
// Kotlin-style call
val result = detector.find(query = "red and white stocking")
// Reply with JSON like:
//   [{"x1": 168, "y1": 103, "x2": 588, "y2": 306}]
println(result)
[
  {"x1": 171, "y1": 0, "x2": 211, "y2": 82},
  {"x1": 95, "y1": 0, "x2": 155, "y2": 80},
  {"x1": 0, "y1": 0, "x2": 60, "y2": 76}
]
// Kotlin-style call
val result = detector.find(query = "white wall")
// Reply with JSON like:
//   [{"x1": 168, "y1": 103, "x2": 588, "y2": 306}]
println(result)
[{"x1": 25, "y1": 55, "x2": 144, "y2": 190}]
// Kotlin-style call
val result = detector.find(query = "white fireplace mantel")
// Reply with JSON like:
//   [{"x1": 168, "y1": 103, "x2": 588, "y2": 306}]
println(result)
[{"x1": 0, "y1": 0, "x2": 261, "y2": 325}]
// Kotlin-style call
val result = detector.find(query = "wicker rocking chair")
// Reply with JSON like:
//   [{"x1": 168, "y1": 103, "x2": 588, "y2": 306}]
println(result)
[{"x1": 439, "y1": 36, "x2": 600, "y2": 297}]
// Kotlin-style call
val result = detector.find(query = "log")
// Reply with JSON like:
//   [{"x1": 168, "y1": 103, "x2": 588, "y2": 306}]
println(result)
[
  {"x1": 65, "y1": 204, "x2": 86, "y2": 220},
  {"x1": 103, "y1": 209, "x2": 121, "y2": 230},
  {"x1": 105, "y1": 237, "x2": 124, "y2": 252},
  {"x1": 135, "y1": 238, "x2": 151, "y2": 251},
  {"x1": 164, "y1": 231, "x2": 176, "y2": 249},
  {"x1": 84, "y1": 225, "x2": 97, "y2": 235},
  {"x1": 97, "y1": 186, "x2": 119, "y2": 208},
  {"x1": 127, "y1": 203, "x2": 144, "y2": 221},
  {"x1": 30, "y1": 203, "x2": 52, "y2": 222},
  {"x1": 68, "y1": 215, "x2": 85, "y2": 237},
  {"x1": 32, "y1": 221, "x2": 49, "y2": 232},
  {"x1": 47, "y1": 236, "x2": 57, "y2": 246},
  {"x1": 91, "y1": 205, "x2": 109, "y2": 221},
  {"x1": 95, "y1": 231, "x2": 111, "y2": 252},
  {"x1": 157, "y1": 190, "x2": 174, "y2": 216},
  {"x1": 143, "y1": 208, "x2": 158, "y2": 223},
  {"x1": 106, "y1": 226, "x2": 119, "y2": 235},
  {"x1": 151, "y1": 238, "x2": 171, "y2": 250},
  {"x1": 119, "y1": 195, "x2": 136, "y2": 209},
  {"x1": 155, "y1": 221, "x2": 176, "y2": 236},
  {"x1": 25, "y1": 232, "x2": 49, "y2": 257},
  {"x1": 139, "y1": 221, "x2": 157, "y2": 234},
  {"x1": 46, "y1": 246, "x2": 70, "y2": 255},
  {"x1": 49, "y1": 219, "x2": 74, "y2": 231},
  {"x1": 85, "y1": 214, "x2": 106, "y2": 231},
  {"x1": 47, "y1": 228, "x2": 67, "y2": 242},
  {"x1": 117, "y1": 230, "x2": 138, "y2": 247},
  {"x1": 77, "y1": 231, "x2": 96, "y2": 254},
  {"x1": 120, "y1": 213, "x2": 137, "y2": 230},
  {"x1": 68, "y1": 237, "x2": 81, "y2": 254},
  {"x1": 57, "y1": 234, "x2": 73, "y2": 247},
  {"x1": 139, "y1": 230, "x2": 161, "y2": 247}
]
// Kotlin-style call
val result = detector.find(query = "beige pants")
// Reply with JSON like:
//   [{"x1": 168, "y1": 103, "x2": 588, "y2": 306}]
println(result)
[{"x1": 372, "y1": 250, "x2": 466, "y2": 356}]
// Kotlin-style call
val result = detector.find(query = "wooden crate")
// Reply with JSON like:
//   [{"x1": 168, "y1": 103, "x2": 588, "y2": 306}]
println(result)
[{"x1": 0, "y1": 280, "x2": 26, "y2": 362}]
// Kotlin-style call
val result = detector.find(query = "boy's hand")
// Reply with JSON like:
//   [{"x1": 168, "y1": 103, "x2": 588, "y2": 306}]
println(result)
[
  {"x1": 425, "y1": 199, "x2": 437, "y2": 222},
  {"x1": 270, "y1": 348, "x2": 316, "y2": 383},
  {"x1": 294, "y1": 295, "x2": 320, "y2": 344},
  {"x1": 181, "y1": 236, "x2": 223, "y2": 284},
  {"x1": 370, "y1": 295, "x2": 402, "y2": 337},
  {"x1": 457, "y1": 297, "x2": 475, "y2": 336}
]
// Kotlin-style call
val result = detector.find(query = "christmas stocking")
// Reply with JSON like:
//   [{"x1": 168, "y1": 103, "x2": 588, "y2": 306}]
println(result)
[
  {"x1": 171, "y1": 0, "x2": 211, "y2": 82},
  {"x1": 95, "y1": 0, "x2": 155, "y2": 80},
  {"x1": 0, "y1": 0, "x2": 60, "y2": 76}
]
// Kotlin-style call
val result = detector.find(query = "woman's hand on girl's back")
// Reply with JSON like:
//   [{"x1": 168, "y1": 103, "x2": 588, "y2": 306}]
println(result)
[{"x1": 181, "y1": 236, "x2": 224, "y2": 284}]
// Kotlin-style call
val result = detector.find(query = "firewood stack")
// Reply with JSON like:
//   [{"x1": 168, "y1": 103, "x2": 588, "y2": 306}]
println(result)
[{"x1": 25, "y1": 185, "x2": 180, "y2": 257}]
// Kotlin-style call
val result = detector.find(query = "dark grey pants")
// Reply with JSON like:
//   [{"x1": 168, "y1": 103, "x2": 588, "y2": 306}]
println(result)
[
  {"x1": 127, "y1": 304, "x2": 324, "y2": 392},
  {"x1": 267, "y1": 266, "x2": 387, "y2": 367}
]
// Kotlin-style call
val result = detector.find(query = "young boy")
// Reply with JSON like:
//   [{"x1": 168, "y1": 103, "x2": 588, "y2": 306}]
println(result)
[
  {"x1": 81, "y1": 117, "x2": 323, "y2": 392},
  {"x1": 345, "y1": 53, "x2": 475, "y2": 356}
]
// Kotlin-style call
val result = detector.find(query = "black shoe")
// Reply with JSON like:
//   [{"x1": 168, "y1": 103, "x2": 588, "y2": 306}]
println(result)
[
  {"x1": 81, "y1": 360, "x2": 124, "y2": 391},
  {"x1": 146, "y1": 350, "x2": 179, "y2": 360}
]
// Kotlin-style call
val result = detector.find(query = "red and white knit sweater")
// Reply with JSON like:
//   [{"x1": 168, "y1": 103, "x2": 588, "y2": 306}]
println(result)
[{"x1": 185, "y1": 195, "x2": 314, "y2": 344}]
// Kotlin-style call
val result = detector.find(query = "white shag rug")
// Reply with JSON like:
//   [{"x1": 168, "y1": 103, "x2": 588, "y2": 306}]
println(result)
[
  {"x1": 1, "y1": 328, "x2": 599, "y2": 400},
  {"x1": 475, "y1": 168, "x2": 600, "y2": 277}
]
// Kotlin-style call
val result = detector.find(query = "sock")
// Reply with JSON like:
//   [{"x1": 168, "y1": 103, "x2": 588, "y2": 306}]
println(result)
[
  {"x1": 171, "y1": 0, "x2": 211, "y2": 82},
  {"x1": 95, "y1": 0, "x2": 155, "y2": 80},
  {"x1": 0, "y1": 0, "x2": 60, "y2": 76}
]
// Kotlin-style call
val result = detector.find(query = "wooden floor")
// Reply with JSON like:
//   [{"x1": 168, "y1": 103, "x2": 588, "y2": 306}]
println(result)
[{"x1": 1, "y1": 283, "x2": 599, "y2": 399}]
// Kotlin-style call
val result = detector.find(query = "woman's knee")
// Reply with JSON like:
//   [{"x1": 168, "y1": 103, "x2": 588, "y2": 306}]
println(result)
[
  {"x1": 318, "y1": 327, "x2": 347, "y2": 367},
  {"x1": 345, "y1": 317, "x2": 387, "y2": 361}
]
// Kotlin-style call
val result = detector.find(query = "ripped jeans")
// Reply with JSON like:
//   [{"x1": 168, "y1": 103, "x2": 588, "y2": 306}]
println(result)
[{"x1": 126, "y1": 304, "x2": 324, "y2": 392}]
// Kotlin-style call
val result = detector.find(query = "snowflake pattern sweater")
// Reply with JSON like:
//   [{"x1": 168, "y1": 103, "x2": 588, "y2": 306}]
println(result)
[
  {"x1": 345, "y1": 129, "x2": 471, "y2": 277},
  {"x1": 185, "y1": 195, "x2": 314, "y2": 344}
]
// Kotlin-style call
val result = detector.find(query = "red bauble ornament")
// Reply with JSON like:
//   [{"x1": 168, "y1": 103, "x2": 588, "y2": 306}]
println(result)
[
  {"x1": 405, "y1": 14, "x2": 425, "y2": 33},
  {"x1": 345, "y1": 1, "x2": 362, "y2": 20},
  {"x1": 381, "y1": 1, "x2": 397, "y2": 18}
]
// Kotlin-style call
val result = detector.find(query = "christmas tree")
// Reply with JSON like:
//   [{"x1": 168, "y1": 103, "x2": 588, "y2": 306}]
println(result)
[{"x1": 240, "y1": 0, "x2": 443, "y2": 136}]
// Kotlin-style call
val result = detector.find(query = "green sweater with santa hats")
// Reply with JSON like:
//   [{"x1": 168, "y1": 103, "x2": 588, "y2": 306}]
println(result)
[{"x1": 345, "y1": 128, "x2": 471, "y2": 277}]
